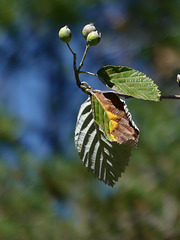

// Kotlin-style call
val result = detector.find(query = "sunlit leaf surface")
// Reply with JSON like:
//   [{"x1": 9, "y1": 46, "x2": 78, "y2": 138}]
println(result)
[{"x1": 97, "y1": 65, "x2": 161, "y2": 101}]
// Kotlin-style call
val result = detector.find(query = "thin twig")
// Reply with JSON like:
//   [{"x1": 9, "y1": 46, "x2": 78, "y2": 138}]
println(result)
[
  {"x1": 92, "y1": 89, "x2": 133, "y2": 98},
  {"x1": 78, "y1": 44, "x2": 90, "y2": 71},
  {"x1": 66, "y1": 43, "x2": 81, "y2": 87},
  {"x1": 67, "y1": 43, "x2": 180, "y2": 100},
  {"x1": 160, "y1": 95, "x2": 180, "y2": 100},
  {"x1": 92, "y1": 89, "x2": 180, "y2": 100},
  {"x1": 79, "y1": 71, "x2": 98, "y2": 77},
  {"x1": 66, "y1": 43, "x2": 76, "y2": 55}
]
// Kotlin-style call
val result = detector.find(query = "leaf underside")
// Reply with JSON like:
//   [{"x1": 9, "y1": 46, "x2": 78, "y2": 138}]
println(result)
[
  {"x1": 97, "y1": 65, "x2": 161, "y2": 101},
  {"x1": 75, "y1": 95, "x2": 139, "y2": 186}
]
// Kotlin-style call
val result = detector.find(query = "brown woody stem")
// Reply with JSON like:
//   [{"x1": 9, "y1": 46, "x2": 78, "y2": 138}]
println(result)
[
  {"x1": 67, "y1": 43, "x2": 180, "y2": 100},
  {"x1": 92, "y1": 89, "x2": 180, "y2": 100},
  {"x1": 160, "y1": 95, "x2": 180, "y2": 100},
  {"x1": 67, "y1": 43, "x2": 81, "y2": 88},
  {"x1": 66, "y1": 43, "x2": 91, "y2": 94}
]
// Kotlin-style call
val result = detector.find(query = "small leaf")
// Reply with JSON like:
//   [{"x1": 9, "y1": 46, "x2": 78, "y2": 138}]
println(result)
[
  {"x1": 91, "y1": 91, "x2": 139, "y2": 147},
  {"x1": 97, "y1": 65, "x2": 161, "y2": 101},
  {"x1": 75, "y1": 94, "x2": 139, "y2": 186}
]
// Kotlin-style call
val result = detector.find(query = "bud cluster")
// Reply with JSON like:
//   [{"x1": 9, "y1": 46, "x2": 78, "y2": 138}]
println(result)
[
  {"x1": 58, "y1": 23, "x2": 101, "y2": 47},
  {"x1": 82, "y1": 23, "x2": 101, "y2": 46}
]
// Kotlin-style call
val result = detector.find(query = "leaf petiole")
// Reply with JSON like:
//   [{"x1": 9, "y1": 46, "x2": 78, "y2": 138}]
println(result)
[{"x1": 79, "y1": 71, "x2": 97, "y2": 77}]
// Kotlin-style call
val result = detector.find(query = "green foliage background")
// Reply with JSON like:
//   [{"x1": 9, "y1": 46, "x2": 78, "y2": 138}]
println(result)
[{"x1": 0, "y1": 0, "x2": 180, "y2": 239}]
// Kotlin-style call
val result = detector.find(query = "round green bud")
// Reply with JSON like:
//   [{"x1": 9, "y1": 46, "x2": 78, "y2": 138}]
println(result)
[
  {"x1": 82, "y1": 23, "x2": 96, "y2": 39},
  {"x1": 59, "y1": 25, "x2": 71, "y2": 43},
  {"x1": 87, "y1": 30, "x2": 101, "y2": 46}
]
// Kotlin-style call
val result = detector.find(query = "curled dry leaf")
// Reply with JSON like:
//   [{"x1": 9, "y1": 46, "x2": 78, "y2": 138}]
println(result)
[{"x1": 91, "y1": 91, "x2": 139, "y2": 147}]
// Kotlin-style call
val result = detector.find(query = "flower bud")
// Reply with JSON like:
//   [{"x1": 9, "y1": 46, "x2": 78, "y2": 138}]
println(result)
[
  {"x1": 59, "y1": 25, "x2": 71, "y2": 43},
  {"x1": 87, "y1": 30, "x2": 101, "y2": 46},
  {"x1": 82, "y1": 23, "x2": 96, "y2": 39}
]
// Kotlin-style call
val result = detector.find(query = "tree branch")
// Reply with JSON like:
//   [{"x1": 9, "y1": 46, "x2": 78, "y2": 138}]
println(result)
[
  {"x1": 160, "y1": 95, "x2": 180, "y2": 100},
  {"x1": 67, "y1": 41, "x2": 180, "y2": 100},
  {"x1": 91, "y1": 89, "x2": 180, "y2": 100}
]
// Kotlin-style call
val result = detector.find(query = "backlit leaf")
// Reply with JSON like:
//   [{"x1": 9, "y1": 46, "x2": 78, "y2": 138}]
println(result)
[{"x1": 97, "y1": 65, "x2": 161, "y2": 101}]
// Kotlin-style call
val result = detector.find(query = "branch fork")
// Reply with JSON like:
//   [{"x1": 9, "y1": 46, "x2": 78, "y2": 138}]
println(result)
[{"x1": 66, "y1": 43, "x2": 180, "y2": 100}]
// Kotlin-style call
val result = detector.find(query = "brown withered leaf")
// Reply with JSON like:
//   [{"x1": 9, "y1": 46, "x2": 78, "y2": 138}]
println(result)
[{"x1": 91, "y1": 91, "x2": 139, "y2": 147}]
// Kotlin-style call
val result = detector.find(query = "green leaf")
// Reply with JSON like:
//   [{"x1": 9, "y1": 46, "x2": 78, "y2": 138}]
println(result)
[
  {"x1": 74, "y1": 96, "x2": 138, "y2": 186},
  {"x1": 97, "y1": 65, "x2": 161, "y2": 101}
]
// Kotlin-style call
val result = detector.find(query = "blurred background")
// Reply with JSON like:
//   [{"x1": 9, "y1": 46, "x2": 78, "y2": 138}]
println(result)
[{"x1": 0, "y1": 0, "x2": 180, "y2": 239}]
